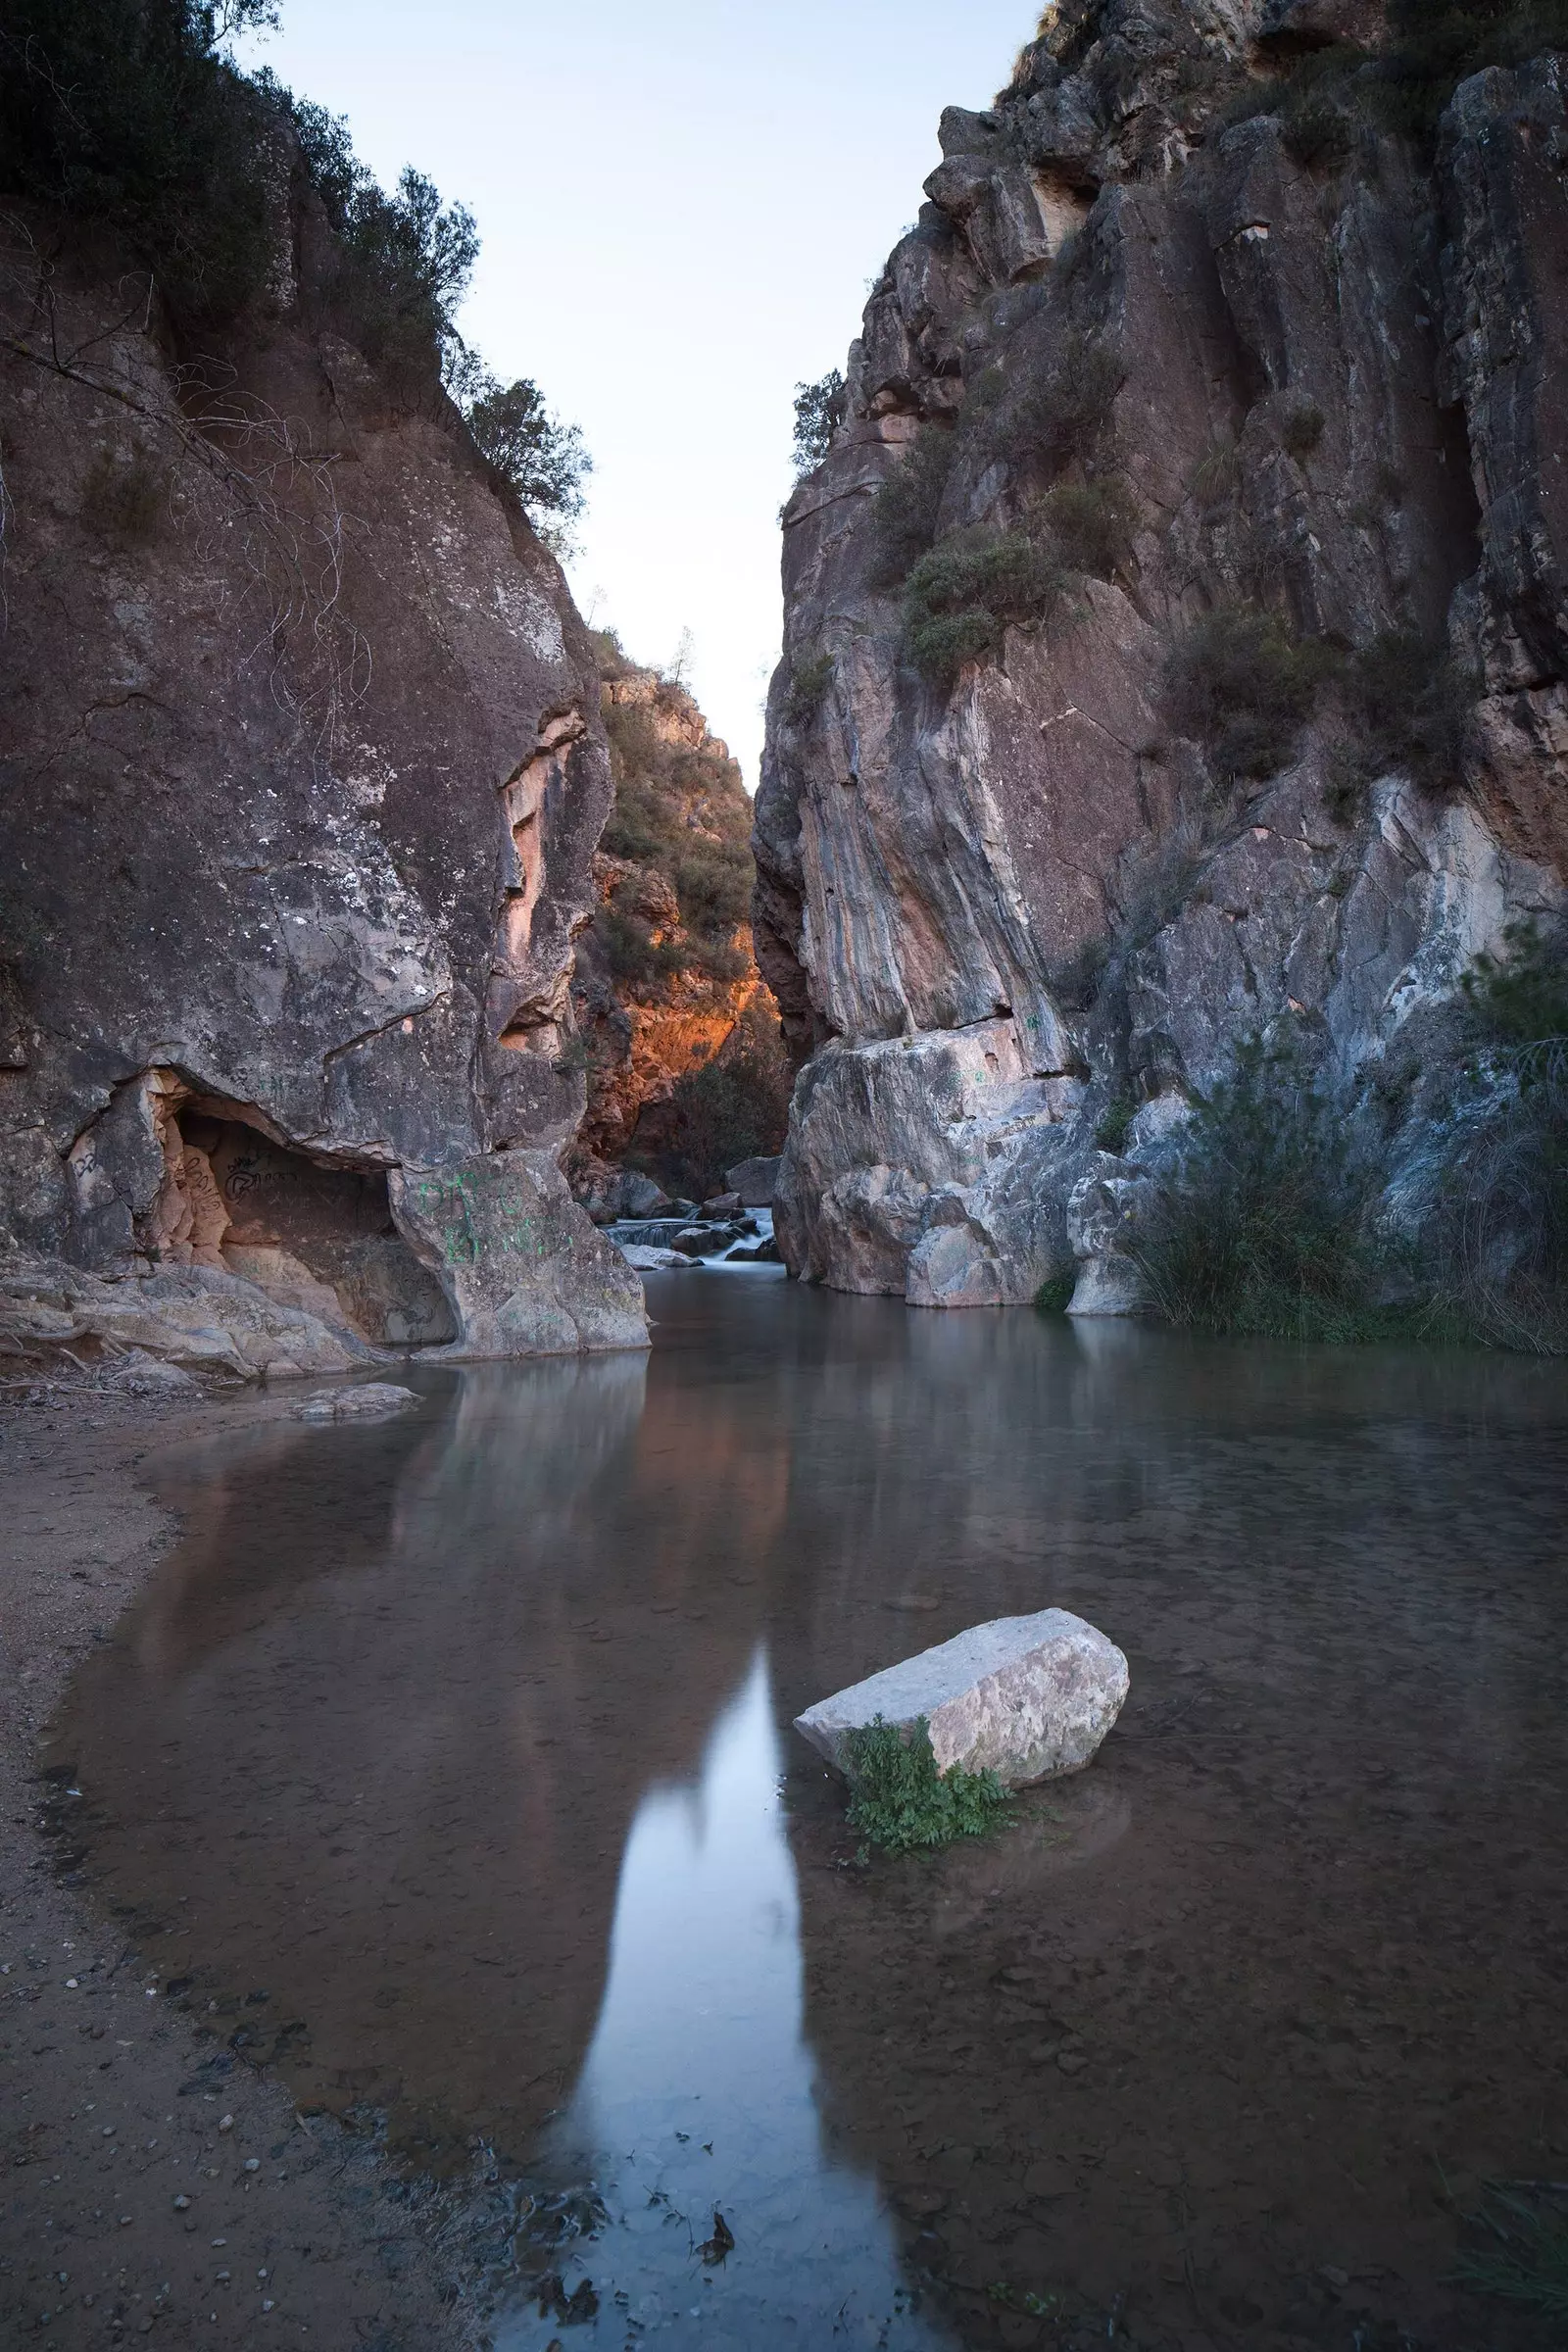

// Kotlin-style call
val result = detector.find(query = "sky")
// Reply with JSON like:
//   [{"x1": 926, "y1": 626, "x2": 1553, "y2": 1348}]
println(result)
[{"x1": 239, "y1": 0, "x2": 1040, "y2": 784}]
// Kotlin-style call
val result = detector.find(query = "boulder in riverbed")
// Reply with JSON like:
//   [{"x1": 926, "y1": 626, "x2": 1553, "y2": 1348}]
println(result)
[
  {"x1": 794, "y1": 1611, "x2": 1128, "y2": 1788},
  {"x1": 293, "y1": 1383, "x2": 420, "y2": 1423}
]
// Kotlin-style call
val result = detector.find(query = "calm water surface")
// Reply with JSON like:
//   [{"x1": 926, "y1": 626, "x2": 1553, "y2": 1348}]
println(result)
[{"x1": 51, "y1": 1278, "x2": 1568, "y2": 2350}]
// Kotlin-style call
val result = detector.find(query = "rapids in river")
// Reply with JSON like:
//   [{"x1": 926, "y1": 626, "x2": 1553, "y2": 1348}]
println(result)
[{"x1": 46, "y1": 1277, "x2": 1568, "y2": 2349}]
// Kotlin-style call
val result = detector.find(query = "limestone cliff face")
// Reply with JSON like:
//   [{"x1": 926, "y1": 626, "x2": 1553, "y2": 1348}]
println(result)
[
  {"x1": 569, "y1": 653, "x2": 788, "y2": 1205},
  {"x1": 0, "y1": 175, "x2": 645, "y2": 1357},
  {"x1": 758, "y1": 0, "x2": 1567, "y2": 1307}
]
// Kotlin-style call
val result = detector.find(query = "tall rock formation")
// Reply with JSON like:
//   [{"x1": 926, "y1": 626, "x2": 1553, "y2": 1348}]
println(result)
[
  {"x1": 567, "y1": 648, "x2": 790, "y2": 1208},
  {"x1": 758, "y1": 0, "x2": 1567, "y2": 1308},
  {"x1": 0, "y1": 155, "x2": 646, "y2": 1359}
]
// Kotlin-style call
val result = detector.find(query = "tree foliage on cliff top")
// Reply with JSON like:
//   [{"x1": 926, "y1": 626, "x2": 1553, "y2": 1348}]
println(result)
[
  {"x1": 0, "y1": 0, "x2": 278, "y2": 323},
  {"x1": 0, "y1": 0, "x2": 588, "y2": 531}
]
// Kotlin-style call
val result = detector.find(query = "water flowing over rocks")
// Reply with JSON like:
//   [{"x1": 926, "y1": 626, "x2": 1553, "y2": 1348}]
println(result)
[
  {"x1": 795, "y1": 1609, "x2": 1130, "y2": 1787},
  {"x1": 758, "y1": 0, "x2": 1568, "y2": 1311},
  {"x1": 0, "y1": 154, "x2": 647, "y2": 1364}
]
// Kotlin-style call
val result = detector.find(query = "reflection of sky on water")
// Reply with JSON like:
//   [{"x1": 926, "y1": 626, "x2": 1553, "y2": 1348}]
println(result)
[{"x1": 497, "y1": 1650, "x2": 951, "y2": 2351}]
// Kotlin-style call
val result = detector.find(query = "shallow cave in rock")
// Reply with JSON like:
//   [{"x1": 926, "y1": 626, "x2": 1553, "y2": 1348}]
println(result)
[{"x1": 174, "y1": 1110, "x2": 457, "y2": 1348}]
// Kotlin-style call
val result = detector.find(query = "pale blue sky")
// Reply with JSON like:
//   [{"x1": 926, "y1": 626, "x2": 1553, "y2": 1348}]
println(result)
[{"x1": 242, "y1": 1, "x2": 1039, "y2": 781}]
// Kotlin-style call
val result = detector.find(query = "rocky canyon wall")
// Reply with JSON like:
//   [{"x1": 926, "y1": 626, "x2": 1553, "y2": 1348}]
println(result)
[
  {"x1": 758, "y1": 0, "x2": 1568, "y2": 1311},
  {"x1": 567, "y1": 648, "x2": 790, "y2": 1212},
  {"x1": 0, "y1": 157, "x2": 646, "y2": 1365}
]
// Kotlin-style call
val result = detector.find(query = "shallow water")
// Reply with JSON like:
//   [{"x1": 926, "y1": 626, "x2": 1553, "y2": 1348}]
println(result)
[{"x1": 49, "y1": 1280, "x2": 1568, "y2": 2350}]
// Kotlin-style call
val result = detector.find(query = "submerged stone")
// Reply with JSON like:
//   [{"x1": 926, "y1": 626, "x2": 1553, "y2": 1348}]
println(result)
[
  {"x1": 794, "y1": 1610, "x2": 1129, "y2": 1788},
  {"x1": 293, "y1": 1383, "x2": 419, "y2": 1422}
]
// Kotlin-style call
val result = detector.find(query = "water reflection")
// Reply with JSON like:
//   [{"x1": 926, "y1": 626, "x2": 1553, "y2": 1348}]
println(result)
[
  {"x1": 499, "y1": 1652, "x2": 947, "y2": 2347},
  {"x1": 47, "y1": 1281, "x2": 1568, "y2": 2351}
]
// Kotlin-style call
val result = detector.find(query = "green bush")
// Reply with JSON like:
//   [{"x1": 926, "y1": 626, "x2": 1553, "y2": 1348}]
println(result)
[
  {"x1": 792, "y1": 370, "x2": 845, "y2": 477},
  {"x1": 978, "y1": 331, "x2": 1124, "y2": 479},
  {"x1": 1348, "y1": 630, "x2": 1475, "y2": 795},
  {"x1": 1449, "y1": 918, "x2": 1568, "y2": 1348},
  {"x1": 1033, "y1": 1270, "x2": 1077, "y2": 1314},
  {"x1": 598, "y1": 690, "x2": 755, "y2": 983},
  {"x1": 780, "y1": 651, "x2": 835, "y2": 730},
  {"x1": 1095, "y1": 1094, "x2": 1136, "y2": 1153},
  {"x1": 869, "y1": 425, "x2": 957, "y2": 585},
  {"x1": 0, "y1": 0, "x2": 276, "y2": 324},
  {"x1": 1038, "y1": 477, "x2": 1137, "y2": 578},
  {"x1": 1453, "y1": 2183, "x2": 1568, "y2": 2323},
  {"x1": 1125, "y1": 1038, "x2": 1399, "y2": 1341},
  {"x1": 284, "y1": 99, "x2": 477, "y2": 388},
  {"x1": 457, "y1": 371, "x2": 589, "y2": 543},
  {"x1": 1164, "y1": 606, "x2": 1341, "y2": 782},
  {"x1": 841, "y1": 1715, "x2": 1011, "y2": 1856},
  {"x1": 1281, "y1": 400, "x2": 1325, "y2": 457},
  {"x1": 595, "y1": 906, "x2": 684, "y2": 991},
  {"x1": 1190, "y1": 435, "x2": 1241, "y2": 514},
  {"x1": 1222, "y1": 1, "x2": 1568, "y2": 160},
  {"x1": 904, "y1": 525, "x2": 1065, "y2": 689}
]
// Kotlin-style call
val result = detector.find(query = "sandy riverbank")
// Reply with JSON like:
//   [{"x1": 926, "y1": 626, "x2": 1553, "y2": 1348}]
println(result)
[{"x1": 0, "y1": 1379, "x2": 467, "y2": 2352}]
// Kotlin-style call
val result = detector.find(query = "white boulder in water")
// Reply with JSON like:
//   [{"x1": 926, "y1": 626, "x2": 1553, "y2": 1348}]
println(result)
[
  {"x1": 794, "y1": 1610, "x2": 1129, "y2": 1788},
  {"x1": 293, "y1": 1382, "x2": 419, "y2": 1422}
]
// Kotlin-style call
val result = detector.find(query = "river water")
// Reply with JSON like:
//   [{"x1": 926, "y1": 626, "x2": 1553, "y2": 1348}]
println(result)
[{"x1": 48, "y1": 1277, "x2": 1568, "y2": 2350}]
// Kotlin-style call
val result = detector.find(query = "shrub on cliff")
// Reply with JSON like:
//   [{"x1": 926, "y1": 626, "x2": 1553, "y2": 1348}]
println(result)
[
  {"x1": 977, "y1": 331, "x2": 1124, "y2": 480},
  {"x1": 1447, "y1": 918, "x2": 1568, "y2": 1349},
  {"x1": 903, "y1": 524, "x2": 1065, "y2": 689},
  {"x1": 792, "y1": 370, "x2": 845, "y2": 477},
  {"x1": 455, "y1": 369, "x2": 590, "y2": 549},
  {"x1": 1164, "y1": 606, "x2": 1340, "y2": 783},
  {"x1": 1125, "y1": 1039, "x2": 1400, "y2": 1342},
  {"x1": 870, "y1": 425, "x2": 957, "y2": 585},
  {"x1": 0, "y1": 0, "x2": 277, "y2": 323}
]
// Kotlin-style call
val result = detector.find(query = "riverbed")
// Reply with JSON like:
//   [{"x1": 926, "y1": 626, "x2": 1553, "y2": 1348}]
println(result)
[{"x1": 39, "y1": 1279, "x2": 1568, "y2": 2350}]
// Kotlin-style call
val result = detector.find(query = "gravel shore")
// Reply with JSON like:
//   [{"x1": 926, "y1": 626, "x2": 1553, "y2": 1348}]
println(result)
[{"x1": 0, "y1": 1382, "x2": 466, "y2": 2352}]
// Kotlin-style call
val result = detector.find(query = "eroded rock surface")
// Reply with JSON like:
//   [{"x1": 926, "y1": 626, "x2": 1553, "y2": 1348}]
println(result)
[
  {"x1": 0, "y1": 161, "x2": 645, "y2": 1359},
  {"x1": 758, "y1": 0, "x2": 1567, "y2": 1308}
]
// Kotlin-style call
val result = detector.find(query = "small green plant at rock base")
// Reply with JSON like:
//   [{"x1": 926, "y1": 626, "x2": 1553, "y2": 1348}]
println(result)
[
  {"x1": 1125, "y1": 1036, "x2": 1420, "y2": 1343},
  {"x1": 1034, "y1": 1269, "x2": 1076, "y2": 1314},
  {"x1": 841, "y1": 1715, "x2": 1010, "y2": 1857}
]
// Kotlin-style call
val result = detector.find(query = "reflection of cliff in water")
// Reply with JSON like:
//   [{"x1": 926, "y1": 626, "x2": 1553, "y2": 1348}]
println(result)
[
  {"x1": 55, "y1": 1348, "x2": 792, "y2": 2160},
  {"x1": 48, "y1": 1282, "x2": 1568, "y2": 2349}
]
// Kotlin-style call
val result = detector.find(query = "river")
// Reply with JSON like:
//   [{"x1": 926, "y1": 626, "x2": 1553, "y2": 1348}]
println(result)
[{"x1": 47, "y1": 1276, "x2": 1568, "y2": 2349}]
